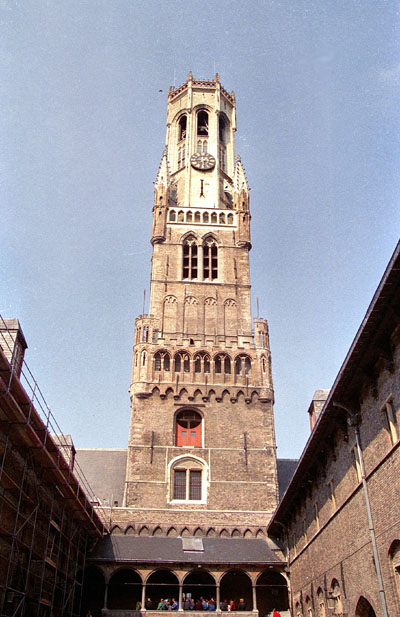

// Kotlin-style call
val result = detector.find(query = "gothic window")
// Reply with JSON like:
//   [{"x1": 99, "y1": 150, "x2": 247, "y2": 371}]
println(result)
[
  {"x1": 141, "y1": 351, "x2": 146, "y2": 366},
  {"x1": 194, "y1": 352, "x2": 210, "y2": 374},
  {"x1": 195, "y1": 211, "x2": 201, "y2": 223},
  {"x1": 178, "y1": 115, "x2": 187, "y2": 141},
  {"x1": 197, "y1": 139, "x2": 208, "y2": 153},
  {"x1": 142, "y1": 326, "x2": 149, "y2": 342},
  {"x1": 203, "y1": 238, "x2": 218, "y2": 280},
  {"x1": 178, "y1": 210, "x2": 184, "y2": 222},
  {"x1": 183, "y1": 236, "x2": 198, "y2": 279},
  {"x1": 137, "y1": 327, "x2": 141, "y2": 342},
  {"x1": 176, "y1": 410, "x2": 202, "y2": 447},
  {"x1": 219, "y1": 115, "x2": 227, "y2": 143},
  {"x1": 135, "y1": 352, "x2": 138, "y2": 367},
  {"x1": 174, "y1": 352, "x2": 190, "y2": 373},
  {"x1": 171, "y1": 457, "x2": 205, "y2": 502},
  {"x1": 382, "y1": 398, "x2": 398, "y2": 444},
  {"x1": 219, "y1": 213, "x2": 225, "y2": 224},
  {"x1": 219, "y1": 145, "x2": 226, "y2": 171},
  {"x1": 316, "y1": 588, "x2": 326, "y2": 617},
  {"x1": 214, "y1": 353, "x2": 231, "y2": 374},
  {"x1": 178, "y1": 145, "x2": 185, "y2": 170},
  {"x1": 330, "y1": 580, "x2": 343, "y2": 615},
  {"x1": 169, "y1": 210, "x2": 176, "y2": 222},
  {"x1": 235, "y1": 355, "x2": 251, "y2": 375},
  {"x1": 203, "y1": 212, "x2": 209, "y2": 223},
  {"x1": 211, "y1": 212, "x2": 217, "y2": 224},
  {"x1": 227, "y1": 213, "x2": 234, "y2": 224},
  {"x1": 197, "y1": 110, "x2": 209, "y2": 136},
  {"x1": 154, "y1": 350, "x2": 171, "y2": 372},
  {"x1": 186, "y1": 211, "x2": 193, "y2": 222},
  {"x1": 261, "y1": 357, "x2": 266, "y2": 372}
]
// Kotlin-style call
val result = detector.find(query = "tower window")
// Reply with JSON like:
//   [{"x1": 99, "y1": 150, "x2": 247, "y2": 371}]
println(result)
[
  {"x1": 235, "y1": 355, "x2": 251, "y2": 375},
  {"x1": 382, "y1": 398, "x2": 398, "y2": 445},
  {"x1": 178, "y1": 210, "x2": 184, "y2": 222},
  {"x1": 176, "y1": 410, "x2": 202, "y2": 447},
  {"x1": 154, "y1": 351, "x2": 171, "y2": 372},
  {"x1": 186, "y1": 211, "x2": 193, "y2": 222},
  {"x1": 194, "y1": 352, "x2": 210, "y2": 374},
  {"x1": 219, "y1": 213, "x2": 225, "y2": 224},
  {"x1": 195, "y1": 211, "x2": 201, "y2": 223},
  {"x1": 178, "y1": 115, "x2": 187, "y2": 141},
  {"x1": 219, "y1": 116, "x2": 227, "y2": 143},
  {"x1": 211, "y1": 212, "x2": 217, "y2": 224},
  {"x1": 174, "y1": 352, "x2": 190, "y2": 373},
  {"x1": 197, "y1": 110, "x2": 209, "y2": 136},
  {"x1": 219, "y1": 145, "x2": 226, "y2": 171},
  {"x1": 170, "y1": 456, "x2": 205, "y2": 502},
  {"x1": 169, "y1": 210, "x2": 176, "y2": 222},
  {"x1": 183, "y1": 237, "x2": 198, "y2": 279},
  {"x1": 178, "y1": 145, "x2": 185, "y2": 170},
  {"x1": 227, "y1": 213, "x2": 234, "y2": 224},
  {"x1": 215, "y1": 353, "x2": 231, "y2": 374},
  {"x1": 203, "y1": 239, "x2": 218, "y2": 280},
  {"x1": 197, "y1": 139, "x2": 208, "y2": 153},
  {"x1": 203, "y1": 212, "x2": 209, "y2": 224}
]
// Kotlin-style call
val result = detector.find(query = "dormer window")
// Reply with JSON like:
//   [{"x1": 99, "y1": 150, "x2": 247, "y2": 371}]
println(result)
[
  {"x1": 178, "y1": 115, "x2": 187, "y2": 142},
  {"x1": 197, "y1": 110, "x2": 209, "y2": 136}
]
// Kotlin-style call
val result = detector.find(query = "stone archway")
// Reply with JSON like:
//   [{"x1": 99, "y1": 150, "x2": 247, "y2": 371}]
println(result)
[
  {"x1": 355, "y1": 596, "x2": 377, "y2": 617},
  {"x1": 108, "y1": 568, "x2": 142, "y2": 610},
  {"x1": 256, "y1": 570, "x2": 289, "y2": 615},
  {"x1": 81, "y1": 566, "x2": 106, "y2": 617},
  {"x1": 220, "y1": 569, "x2": 252, "y2": 610},
  {"x1": 183, "y1": 569, "x2": 216, "y2": 604},
  {"x1": 146, "y1": 569, "x2": 179, "y2": 607}
]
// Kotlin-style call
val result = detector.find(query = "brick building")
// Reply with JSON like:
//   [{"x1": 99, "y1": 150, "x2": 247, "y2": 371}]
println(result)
[
  {"x1": 268, "y1": 240, "x2": 400, "y2": 617},
  {"x1": 77, "y1": 74, "x2": 290, "y2": 616},
  {"x1": 0, "y1": 318, "x2": 107, "y2": 617}
]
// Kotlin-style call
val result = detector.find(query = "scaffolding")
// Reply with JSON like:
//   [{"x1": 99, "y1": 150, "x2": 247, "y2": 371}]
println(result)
[{"x1": 0, "y1": 316, "x2": 109, "y2": 617}]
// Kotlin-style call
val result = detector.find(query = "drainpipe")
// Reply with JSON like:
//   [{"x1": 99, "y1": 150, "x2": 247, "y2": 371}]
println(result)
[{"x1": 333, "y1": 402, "x2": 389, "y2": 617}]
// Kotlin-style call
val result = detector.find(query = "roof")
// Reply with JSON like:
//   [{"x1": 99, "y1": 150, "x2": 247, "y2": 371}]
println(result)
[
  {"x1": 268, "y1": 239, "x2": 400, "y2": 534},
  {"x1": 75, "y1": 449, "x2": 127, "y2": 506},
  {"x1": 276, "y1": 459, "x2": 299, "y2": 501},
  {"x1": 88, "y1": 535, "x2": 283, "y2": 565}
]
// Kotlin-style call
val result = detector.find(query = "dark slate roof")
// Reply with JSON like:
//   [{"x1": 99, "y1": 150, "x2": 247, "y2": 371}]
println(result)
[
  {"x1": 89, "y1": 535, "x2": 283, "y2": 565},
  {"x1": 75, "y1": 449, "x2": 127, "y2": 506},
  {"x1": 276, "y1": 459, "x2": 299, "y2": 501}
]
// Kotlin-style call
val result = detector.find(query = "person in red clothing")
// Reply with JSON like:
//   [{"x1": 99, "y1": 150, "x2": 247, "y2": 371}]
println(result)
[{"x1": 272, "y1": 609, "x2": 281, "y2": 617}]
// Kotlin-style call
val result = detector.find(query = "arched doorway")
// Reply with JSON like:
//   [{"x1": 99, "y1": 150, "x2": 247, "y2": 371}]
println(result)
[
  {"x1": 220, "y1": 569, "x2": 252, "y2": 610},
  {"x1": 146, "y1": 569, "x2": 179, "y2": 607},
  {"x1": 256, "y1": 570, "x2": 289, "y2": 615},
  {"x1": 81, "y1": 566, "x2": 105, "y2": 617},
  {"x1": 108, "y1": 568, "x2": 142, "y2": 610},
  {"x1": 355, "y1": 596, "x2": 377, "y2": 617},
  {"x1": 183, "y1": 569, "x2": 216, "y2": 604}
]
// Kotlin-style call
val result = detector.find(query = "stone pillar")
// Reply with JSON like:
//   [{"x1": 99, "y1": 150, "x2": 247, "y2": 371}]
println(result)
[
  {"x1": 252, "y1": 584, "x2": 258, "y2": 613},
  {"x1": 179, "y1": 583, "x2": 183, "y2": 611},
  {"x1": 142, "y1": 583, "x2": 146, "y2": 610},
  {"x1": 216, "y1": 584, "x2": 221, "y2": 612}
]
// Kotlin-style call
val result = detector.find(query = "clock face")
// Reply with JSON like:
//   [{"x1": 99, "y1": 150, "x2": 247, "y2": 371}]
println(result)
[{"x1": 190, "y1": 152, "x2": 216, "y2": 171}]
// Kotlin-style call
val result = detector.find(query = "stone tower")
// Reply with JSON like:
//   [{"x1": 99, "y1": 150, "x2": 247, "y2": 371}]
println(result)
[{"x1": 124, "y1": 73, "x2": 278, "y2": 537}]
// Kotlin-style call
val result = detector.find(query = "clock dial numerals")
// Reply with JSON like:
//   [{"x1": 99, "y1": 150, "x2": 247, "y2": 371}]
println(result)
[{"x1": 190, "y1": 153, "x2": 216, "y2": 171}]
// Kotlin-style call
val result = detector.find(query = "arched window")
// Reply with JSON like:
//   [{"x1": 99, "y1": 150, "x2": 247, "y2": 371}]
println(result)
[
  {"x1": 235, "y1": 355, "x2": 251, "y2": 375},
  {"x1": 174, "y1": 352, "x2": 190, "y2": 373},
  {"x1": 178, "y1": 210, "x2": 184, "y2": 222},
  {"x1": 169, "y1": 210, "x2": 176, "y2": 222},
  {"x1": 330, "y1": 580, "x2": 343, "y2": 615},
  {"x1": 171, "y1": 456, "x2": 205, "y2": 501},
  {"x1": 141, "y1": 351, "x2": 146, "y2": 366},
  {"x1": 154, "y1": 351, "x2": 171, "y2": 372},
  {"x1": 176, "y1": 410, "x2": 202, "y2": 447},
  {"x1": 194, "y1": 352, "x2": 210, "y2": 374},
  {"x1": 195, "y1": 211, "x2": 201, "y2": 223},
  {"x1": 183, "y1": 236, "x2": 198, "y2": 279},
  {"x1": 178, "y1": 115, "x2": 187, "y2": 141},
  {"x1": 186, "y1": 211, "x2": 193, "y2": 222},
  {"x1": 215, "y1": 353, "x2": 231, "y2": 375},
  {"x1": 316, "y1": 588, "x2": 326, "y2": 617},
  {"x1": 219, "y1": 116, "x2": 227, "y2": 143},
  {"x1": 219, "y1": 213, "x2": 225, "y2": 224},
  {"x1": 227, "y1": 213, "x2": 234, "y2": 224},
  {"x1": 197, "y1": 110, "x2": 209, "y2": 136},
  {"x1": 197, "y1": 139, "x2": 208, "y2": 153},
  {"x1": 178, "y1": 145, "x2": 185, "y2": 170},
  {"x1": 203, "y1": 238, "x2": 218, "y2": 280},
  {"x1": 211, "y1": 212, "x2": 217, "y2": 224},
  {"x1": 203, "y1": 212, "x2": 209, "y2": 224}
]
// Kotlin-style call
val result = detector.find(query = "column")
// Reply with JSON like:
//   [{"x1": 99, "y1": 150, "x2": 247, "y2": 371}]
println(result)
[
  {"x1": 142, "y1": 583, "x2": 146, "y2": 610},
  {"x1": 179, "y1": 583, "x2": 183, "y2": 611},
  {"x1": 252, "y1": 584, "x2": 258, "y2": 613},
  {"x1": 216, "y1": 584, "x2": 221, "y2": 613}
]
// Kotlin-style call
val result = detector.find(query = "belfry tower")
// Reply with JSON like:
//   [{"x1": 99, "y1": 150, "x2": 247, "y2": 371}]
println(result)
[{"x1": 124, "y1": 73, "x2": 278, "y2": 536}]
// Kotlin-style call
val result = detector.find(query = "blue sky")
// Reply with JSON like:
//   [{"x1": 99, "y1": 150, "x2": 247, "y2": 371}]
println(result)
[{"x1": 1, "y1": 1, "x2": 399, "y2": 458}]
